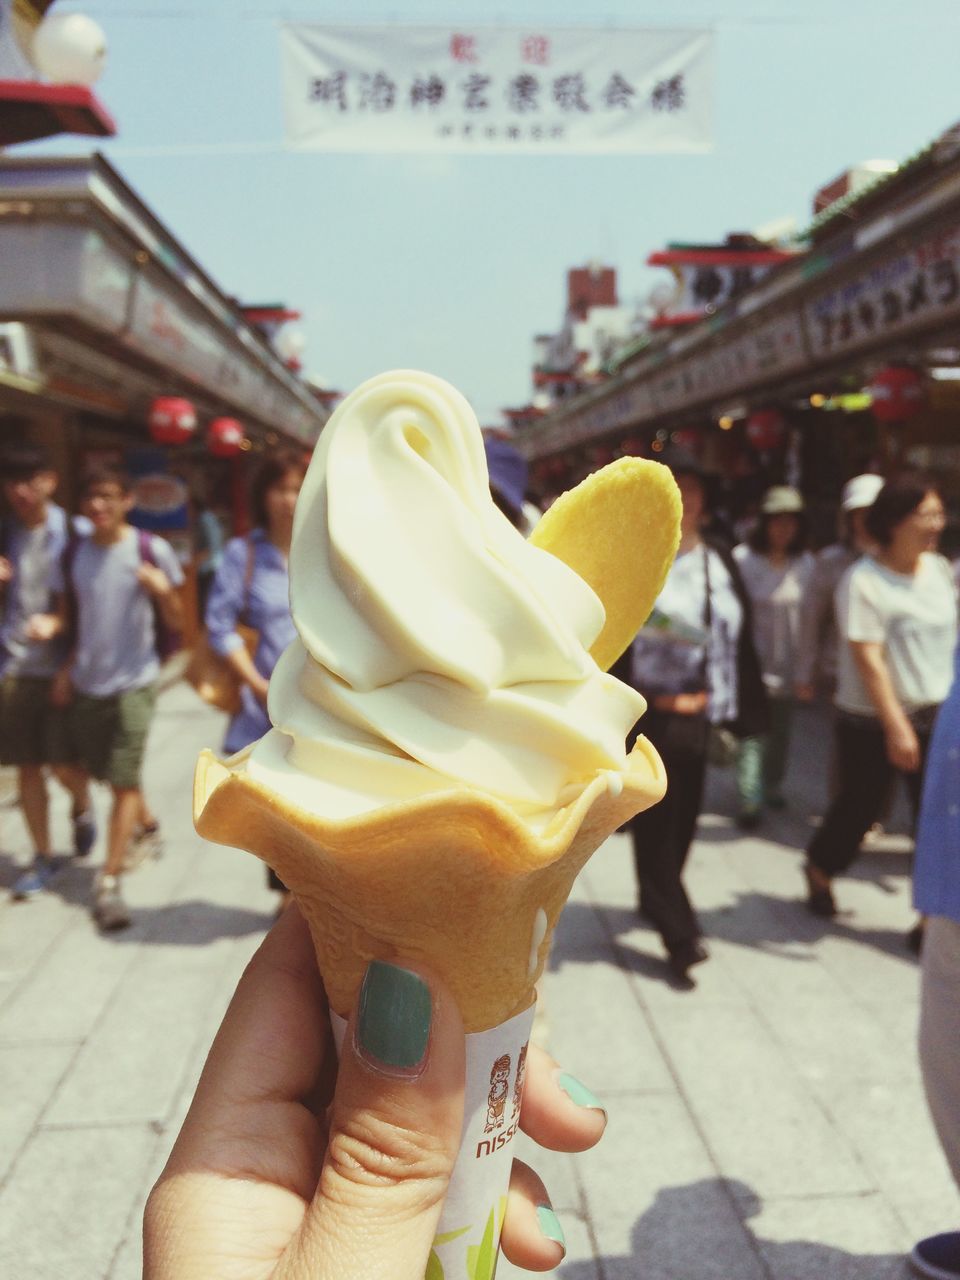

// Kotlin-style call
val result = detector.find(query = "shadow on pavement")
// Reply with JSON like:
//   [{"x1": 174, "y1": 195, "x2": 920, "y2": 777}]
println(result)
[
  {"x1": 0, "y1": 851, "x2": 272, "y2": 945},
  {"x1": 102, "y1": 899, "x2": 274, "y2": 946},
  {"x1": 557, "y1": 1178, "x2": 910, "y2": 1280},
  {"x1": 550, "y1": 888, "x2": 918, "y2": 990}
]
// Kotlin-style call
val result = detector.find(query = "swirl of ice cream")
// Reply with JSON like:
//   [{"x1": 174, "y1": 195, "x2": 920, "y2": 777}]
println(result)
[{"x1": 245, "y1": 370, "x2": 647, "y2": 826}]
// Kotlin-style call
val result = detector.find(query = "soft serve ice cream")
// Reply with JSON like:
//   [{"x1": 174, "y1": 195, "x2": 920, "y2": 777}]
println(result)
[
  {"x1": 194, "y1": 370, "x2": 676, "y2": 1272},
  {"x1": 194, "y1": 366, "x2": 675, "y2": 1032},
  {"x1": 245, "y1": 369, "x2": 647, "y2": 828}
]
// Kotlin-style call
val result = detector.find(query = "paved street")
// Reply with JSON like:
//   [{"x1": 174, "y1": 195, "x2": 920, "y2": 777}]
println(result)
[{"x1": 0, "y1": 689, "x2": 955, "y2": 1279}]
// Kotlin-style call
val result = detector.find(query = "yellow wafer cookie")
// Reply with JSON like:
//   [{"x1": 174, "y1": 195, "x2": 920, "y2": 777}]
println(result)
[{"x1": 530, "y1": 457, "x2": 682, "y2": 672}]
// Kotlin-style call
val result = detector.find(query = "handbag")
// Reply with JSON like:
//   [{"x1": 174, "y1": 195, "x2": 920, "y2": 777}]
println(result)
[
  {"x1": 703, "y1": 546, "x2": 740, "y2": 769},
  {"x1": 186, "y1": 538, "x2": 258, "y2": 715},
  {"x1": 707, "y1": 724, "x2": 740, "y2": 768}
]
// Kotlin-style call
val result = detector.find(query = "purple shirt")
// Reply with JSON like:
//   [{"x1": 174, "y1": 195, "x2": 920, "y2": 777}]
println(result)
[{"x1": 205, "y1": 530, "x2": 296, "y2": 753}]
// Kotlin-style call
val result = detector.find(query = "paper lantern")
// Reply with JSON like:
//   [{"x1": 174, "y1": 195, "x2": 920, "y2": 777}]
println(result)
[
  {"x1": 207, "y1": 417, "x2": 245, "y2": 458},
  {"x1": 868, "y1": 366, "x2": 925, "y2": 423},
  {"x1": 148, "y1": 397, "x2": 197, "y2": 446},
  {"x1": 31, "y1": 13, "x2": 107, "y2": 86},
  {"x1": 746, "y1": 408, "x2": 786, "y2": 451}
]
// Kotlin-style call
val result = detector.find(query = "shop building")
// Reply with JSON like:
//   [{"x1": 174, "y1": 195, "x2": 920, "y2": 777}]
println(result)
[
  {"x1": 516, "y1": 120, "x2": 960, "y2": 549},
  {"x1": 0, "y1": 151, "x2": 330, "y2": 627}
]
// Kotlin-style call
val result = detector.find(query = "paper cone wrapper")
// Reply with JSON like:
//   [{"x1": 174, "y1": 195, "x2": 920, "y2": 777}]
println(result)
[
  {"x1": 331, "y1": 1002, "x2": 535, "y2": 1278},
  {"x1": 193, "y1": 738, "x2": 665, "y2": 1032}
]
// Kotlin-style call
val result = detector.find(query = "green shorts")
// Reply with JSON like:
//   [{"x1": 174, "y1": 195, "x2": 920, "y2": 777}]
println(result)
[
  {"x1": 69, "y1": 685, "x2": 157, "y2": 790},
  {"x1": 0, "y1": 675, "x2": 74, "y2": 767}
]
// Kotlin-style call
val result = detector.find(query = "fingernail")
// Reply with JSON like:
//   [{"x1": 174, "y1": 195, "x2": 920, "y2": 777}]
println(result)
[
  {"x1": 556, "y1": 1070, "x2": 607, "y2": 1116},
  {"x1": 536, "y1": 1205, "x2": 566, "y2": 1252},
  {"x1": 357, "y1": 961, "x2": 432, "y2": 1071}
]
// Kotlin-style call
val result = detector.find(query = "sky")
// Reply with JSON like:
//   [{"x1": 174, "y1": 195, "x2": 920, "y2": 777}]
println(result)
[{"x1": 20, "y1": 1, "x2": 960, "y2": 422}]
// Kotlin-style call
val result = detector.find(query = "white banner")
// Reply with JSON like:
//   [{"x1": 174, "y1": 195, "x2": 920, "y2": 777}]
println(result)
[
  {"x1": 281, "y1": 24, "x2": 713, "y2": 154},
  {"x1": 0, "y1": 0, "x2": 34, "y2": 79}
]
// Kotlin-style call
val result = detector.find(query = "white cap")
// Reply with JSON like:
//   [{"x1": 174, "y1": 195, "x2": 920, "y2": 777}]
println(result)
[
  {"x1": 761, "y1": 485, "x2": 804, "y2": 515},
  {"x1": 841, "y1": 473, "x2": 884, "y2": 512}
]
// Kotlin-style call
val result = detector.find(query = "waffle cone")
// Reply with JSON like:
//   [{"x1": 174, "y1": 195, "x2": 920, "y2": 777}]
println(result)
[{"x1": 194, "y1": 739, "x2": 665, "y2": 1032}]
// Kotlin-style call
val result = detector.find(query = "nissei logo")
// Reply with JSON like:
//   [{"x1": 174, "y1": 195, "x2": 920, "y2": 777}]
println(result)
[{"x1": 475, "y1": 1118, "x2": 519, "y2": 1160}]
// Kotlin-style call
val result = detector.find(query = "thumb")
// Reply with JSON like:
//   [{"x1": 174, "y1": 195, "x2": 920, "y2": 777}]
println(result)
[{"x1": 284, "y1": 960, "x2": 466, "y2": 1280}]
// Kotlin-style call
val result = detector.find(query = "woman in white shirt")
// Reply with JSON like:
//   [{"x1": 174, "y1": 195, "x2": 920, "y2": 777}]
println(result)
[
  {"x1": 804, "y1": 475, "x2": 958, "y2": 918},
  {"x1": 733, "y1": 487, "x2": 814, "y2": 826}
]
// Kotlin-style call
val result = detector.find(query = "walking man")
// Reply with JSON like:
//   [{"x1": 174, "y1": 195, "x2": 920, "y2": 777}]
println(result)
[
  {"x1": 51, "y1": 466, "x2": 184, "y2": 930},
  {"x1": 1, "y1": 443, "x2": 96, "y2": 898}
]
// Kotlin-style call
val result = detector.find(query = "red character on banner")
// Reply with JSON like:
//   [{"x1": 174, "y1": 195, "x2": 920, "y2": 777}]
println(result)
[
  {"x1": 521, "y1": 34, "x2": 550, "y2": 66},
  {"x1": 450, "y1": 33, "x2": 477, "y2": 63}
]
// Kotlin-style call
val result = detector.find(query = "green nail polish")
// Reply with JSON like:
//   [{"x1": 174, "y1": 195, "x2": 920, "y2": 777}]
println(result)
[
  {"x1": 357, "y1": 961, "x2": 432, "y2": 1070},
  {"x1": 557, "y1": 1071, "x2": 605, "y2": 1113},
  {"x1": 536, "y1": 1205, "x2": 566, "y2": 1250}
]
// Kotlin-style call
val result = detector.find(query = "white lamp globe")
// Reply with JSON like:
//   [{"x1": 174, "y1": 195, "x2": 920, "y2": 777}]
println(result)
[{"x1": 31, "y1": 13, "x2": 107, "y2": 86}]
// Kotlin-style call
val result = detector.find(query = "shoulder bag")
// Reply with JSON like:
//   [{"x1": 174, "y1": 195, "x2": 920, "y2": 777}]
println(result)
[
  {"x1": 703, "y1": 546, "x2": 740, "y2": 768},
  {"x1": 185, "y1": 538, "x2": 259, "y2": 716}
]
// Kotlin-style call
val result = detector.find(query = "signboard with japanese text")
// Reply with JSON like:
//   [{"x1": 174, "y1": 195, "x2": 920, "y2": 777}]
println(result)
[
  {"x1": 648, "y1": 247, "x2": 795, "y2": 326},
  {"x1": 804, "y1": 223, "x2": 960, "y2": 359},
  {"x1": 0, "y1": 0, "x2": 33, "y2": 79},
  {"x1": 281, "y1": 24, "x2": 713, "y2": 154}
]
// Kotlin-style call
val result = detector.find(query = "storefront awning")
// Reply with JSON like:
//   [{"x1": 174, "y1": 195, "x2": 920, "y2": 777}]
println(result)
[{"x1": 0, "y1": 153, "x2": 327, "y2": 444}]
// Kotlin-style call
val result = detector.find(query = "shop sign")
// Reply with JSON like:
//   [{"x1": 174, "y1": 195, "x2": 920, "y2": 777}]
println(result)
[
  {"x1": 127, "y1": 448, "x2": 189, "y2": 533},
  {"x1": 126, "y1": 273, "x2": 264, "y2": 414},
  {"x1": 804, "y1": 223, "x2": 960, "y2": 358},
  {"x1": 78, "y1": 230, "x2": 134, "y2": 333},
  {"x1": 680, "y1": 312, "x2": 807, "y2": 403},
  {"x1": 526, "y1": 380, "x2": 656, "y2": 453},
  {"x1": 282, "y1": 24, "x2": 713, "y2": 154}
]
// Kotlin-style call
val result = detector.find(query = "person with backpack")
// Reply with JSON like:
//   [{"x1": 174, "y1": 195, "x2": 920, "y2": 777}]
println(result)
[
  {"x1": 50, "y1": 466, "x2": 184, "y2": 930},
  {"x1": 1, "y1": 442, "x2": 97, "y2": 899}
]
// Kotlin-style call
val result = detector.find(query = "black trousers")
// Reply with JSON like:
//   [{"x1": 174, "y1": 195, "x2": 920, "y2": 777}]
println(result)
[
  {"x1": 807, "y1": 712, "x2": 933, "y2": 877},
  {"x1": 628, "y1": 711, "x2": 707, "y2": 951}
]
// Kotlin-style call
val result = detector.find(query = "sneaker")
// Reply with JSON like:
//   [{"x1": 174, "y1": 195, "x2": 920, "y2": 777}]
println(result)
[
  {"x1": 124, "y1": 822, "x2": 163, "y2": 873},
  {"x1": 93, "y1": 875, "x2": 131, "y2": 931},
  {"x1": 910, "y1": 1232, "x2": 960, "y2": 1279},
  {"x1": 72, "y1": 808, "x2": 97, "y2": 858},
  {"x1": 11, "y1": 856, "x2": 59, "y2": 900}
]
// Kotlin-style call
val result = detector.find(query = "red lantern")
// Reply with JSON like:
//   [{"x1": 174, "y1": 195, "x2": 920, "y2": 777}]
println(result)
[
  {"x1": 207, "y1": 417, "x2": 245, "y2": 458},
  {"x1": 148, "y1": 396, "x2": 196, "y2": 446},
  {"x1": 868, "y1": 366, "x2": 925, "y2": 423},
  {"x1": 746, "y1": 408, "x2": 785, "y2": 451}
]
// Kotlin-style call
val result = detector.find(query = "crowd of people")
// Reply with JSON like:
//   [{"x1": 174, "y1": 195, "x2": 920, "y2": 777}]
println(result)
[
  {"x1": 2, "y1": 433, "x2": 960, "y2": 1275},
  {"x1": 619, "y1": 451, "x2": 958, "y2": 983}
]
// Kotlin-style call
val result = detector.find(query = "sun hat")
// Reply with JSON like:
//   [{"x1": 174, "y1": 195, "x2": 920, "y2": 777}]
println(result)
[
  {"x1": 760, "y1": 485, "x2": 804, "y2": 515},
  {"x1": 841, "y1": 473, "x2": 885, "y2": 512},
  {"x1": 483, "y1": 435, "x2": 528, "y2": 519}
]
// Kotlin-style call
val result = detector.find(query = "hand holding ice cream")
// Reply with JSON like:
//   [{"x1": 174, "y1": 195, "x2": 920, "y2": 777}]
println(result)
[{"x1": 193, "y1": 368, "x2": 680, "y2": 1277}]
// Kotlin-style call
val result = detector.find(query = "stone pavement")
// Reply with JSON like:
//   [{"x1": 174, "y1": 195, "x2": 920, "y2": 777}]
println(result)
[{"x1": 0, "y1": 690, "x2": 955, "y2": 1279}]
